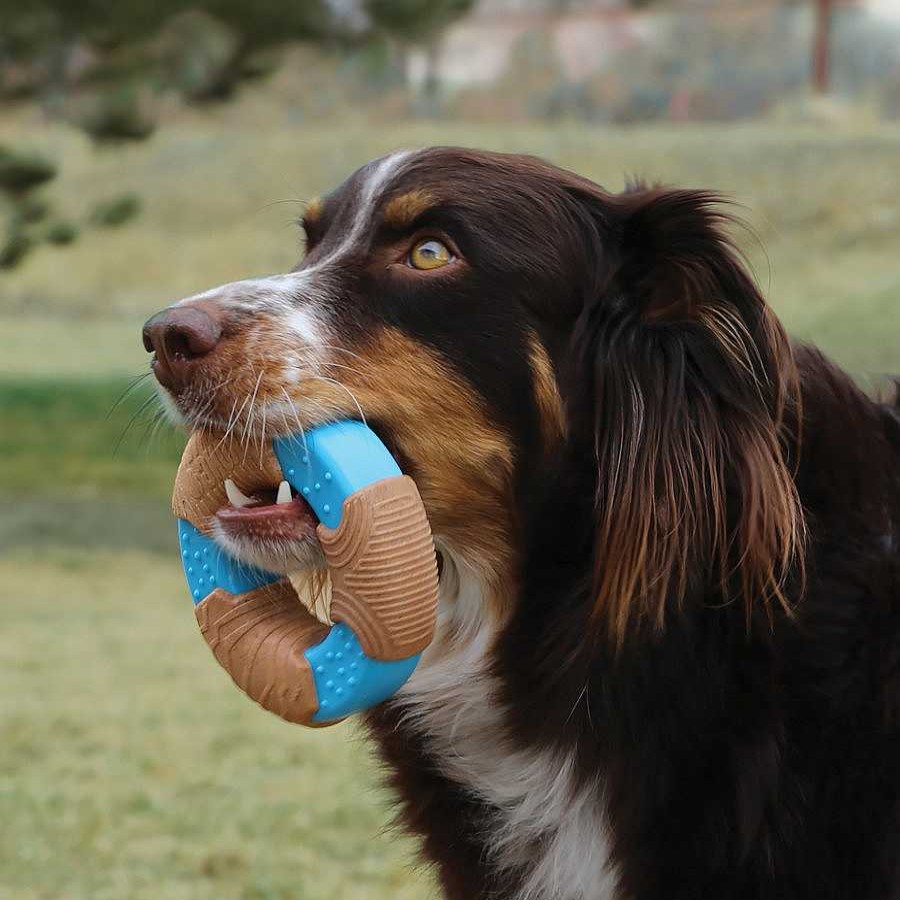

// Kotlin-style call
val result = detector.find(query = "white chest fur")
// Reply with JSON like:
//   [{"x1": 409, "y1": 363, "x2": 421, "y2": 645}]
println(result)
[{"x1": 395, "y1": 557, "x2": 619, "y2": 900}]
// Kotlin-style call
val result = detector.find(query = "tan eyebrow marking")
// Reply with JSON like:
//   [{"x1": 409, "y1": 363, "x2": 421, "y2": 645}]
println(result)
[
  {"x1": 303, "y1": 196, "x2": 324, "y2": 224},
  {"x1": 383, "y1": 189, "x2": 436, "y2": 229}
]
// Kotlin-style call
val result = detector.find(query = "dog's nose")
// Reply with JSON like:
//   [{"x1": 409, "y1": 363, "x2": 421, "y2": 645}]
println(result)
[{"x1": 142, "y1": 306, "x2": 222, "y2": 391}]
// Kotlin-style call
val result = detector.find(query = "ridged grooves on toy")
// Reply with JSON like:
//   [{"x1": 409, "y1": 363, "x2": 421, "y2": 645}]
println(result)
[
  {"x1": 173, "y1": 432, "x2": 283, "y2": 534},
  {"x1": 196, "y1": 583, "x2": 327, "y2": 725},
  {"x1": 321, "y1": 479, "x2": 438, "y2": 661}
]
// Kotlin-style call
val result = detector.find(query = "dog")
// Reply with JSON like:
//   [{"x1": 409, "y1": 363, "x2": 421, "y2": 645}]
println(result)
[{"x1": 143, "y1": 148, "x2": 900, "y2": 900}]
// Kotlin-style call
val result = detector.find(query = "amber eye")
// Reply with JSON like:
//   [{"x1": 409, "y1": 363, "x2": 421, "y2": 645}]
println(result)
[{"x1": 409, "y1": 238, "x2": 453, "y2": 270}]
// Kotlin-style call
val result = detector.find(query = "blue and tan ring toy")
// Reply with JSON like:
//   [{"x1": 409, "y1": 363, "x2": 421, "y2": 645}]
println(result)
[{"x1": 172, "y1": 421, "x2": 439, "y2": 726}]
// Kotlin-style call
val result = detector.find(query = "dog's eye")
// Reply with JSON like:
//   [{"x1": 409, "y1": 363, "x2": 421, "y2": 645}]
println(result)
[{"x1": 408, "y1": 238, "x2": 453, "y2": 270}]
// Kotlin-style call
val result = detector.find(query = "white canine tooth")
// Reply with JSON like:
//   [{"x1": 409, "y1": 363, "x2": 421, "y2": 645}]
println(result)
[
  {"x1": 224, "y1": 478, "x2": 253, "y2": 508},
  {"x1": 276, "y1": 480, "x2": 292, "y2": 505}
]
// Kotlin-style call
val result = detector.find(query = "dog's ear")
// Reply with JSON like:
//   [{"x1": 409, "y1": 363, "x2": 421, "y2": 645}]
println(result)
[{"x1": 567, "y1": 184, "x2": 806, "y2": 647}]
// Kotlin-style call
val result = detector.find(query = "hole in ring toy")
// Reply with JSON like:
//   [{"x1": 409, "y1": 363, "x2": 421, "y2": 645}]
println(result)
[{"x1": 172, "y1": 421, "x2": 439, "y2": 726}]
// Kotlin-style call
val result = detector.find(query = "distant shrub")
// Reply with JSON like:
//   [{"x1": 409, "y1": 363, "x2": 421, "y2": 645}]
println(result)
[
  {"x1": 76, "y1": 86, "x2": 156, "y2": 143},
  {"x1": 19, "y1": 192, "x2": 51, "y2": 223},
  {"x1": 238, "y1": 47, "x2": 282, "y2": 82},
  {"x1": 0, "y1": 146, "x2": 57, "y2": 193},
  {"x1": 0, "y1": 215, "x2": 32, "y2": 268},
  {"x1": 90, "y1": 193, "x2": 142, "y2": 227},
  {"x1": 155, "y1": 9, "x2": 240, "y2": 101},
  {"x1": 43, "y1": 219, "x2": 79, "y2": 245}
]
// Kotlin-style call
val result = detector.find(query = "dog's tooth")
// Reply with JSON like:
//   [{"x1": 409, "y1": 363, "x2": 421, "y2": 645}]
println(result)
[
  {"x1": 276, "y1": 480, "x2": 292, "y2": 505},
  {"x1": 224, "y1": 478, "x2": 253, "y2": 508}
]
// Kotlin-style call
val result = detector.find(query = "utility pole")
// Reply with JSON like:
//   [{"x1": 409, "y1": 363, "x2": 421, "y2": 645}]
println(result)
[{"x1": 812, "y1": 0, "x2": 833, "y2": 94}]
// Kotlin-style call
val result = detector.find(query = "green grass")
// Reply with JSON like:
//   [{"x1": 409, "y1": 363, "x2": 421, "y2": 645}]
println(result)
[
  {"x1": 0, "y1": 109, "x2": 898, "y2": 375},
  {"x1": 0, "y1": 316, "x2": 150, "y2": 378},
  {"x1": 0, "y1": 377, "x2": 183, "y2": 555},
  {"x1": 0, "y1": 549, "x2": 436, "y2": 900},
  {"x1": 0, "y1": 375, "x2": 439, "y2": 898},
  {"x1": 0, "y1": 378, "x2": 183, "y2": 499}
]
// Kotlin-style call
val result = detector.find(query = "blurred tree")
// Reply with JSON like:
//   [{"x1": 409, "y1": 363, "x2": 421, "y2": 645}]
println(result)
[
  {"x1": 0, "y1": 0, "x2": 330, "y2": 108},
  {"x1": 0, "y1": 144, "x2": 62, "y2": 269},
  {"x1": 0, "y1": 0, "x2": 332, "y2": 138},
  {"x1": 364, "y1": 0, "x2": 472, "y2": 44},
  {"x1": 364, "y1": 0, "x2": 473, "y2": 106},
  {"x1": 0, "y1": 146, "x2": 56, "y2": 194},
  {"x1": 0, "y1": 0, "x2": 328, "y2": 51}
]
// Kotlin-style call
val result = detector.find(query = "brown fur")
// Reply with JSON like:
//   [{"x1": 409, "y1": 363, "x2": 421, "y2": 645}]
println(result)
[
  {"x1": 383, "y1": 189, "x2": 436, "y2": 230},
  {"x1": 526, "y1": 330, "x2": 566, "y2": 450}
]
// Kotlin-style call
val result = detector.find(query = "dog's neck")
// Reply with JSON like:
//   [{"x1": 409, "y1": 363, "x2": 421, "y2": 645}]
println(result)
[{"x1": 393, "y1": 547, "x2": 618, "y2": 900}]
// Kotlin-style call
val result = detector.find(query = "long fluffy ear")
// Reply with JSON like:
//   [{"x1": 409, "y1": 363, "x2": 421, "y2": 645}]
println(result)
[{"x1": 569, "y1": 185, "x2": 806, "y2": 648}]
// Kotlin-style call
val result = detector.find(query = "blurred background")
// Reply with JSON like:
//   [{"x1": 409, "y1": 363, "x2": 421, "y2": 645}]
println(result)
[{"x1": 1, "y1": 1, "x2": 898, "y2": 898}]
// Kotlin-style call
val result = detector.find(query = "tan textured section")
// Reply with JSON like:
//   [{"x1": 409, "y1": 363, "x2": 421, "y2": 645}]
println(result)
[
  {"x1": 173, "y1": 431, "x2": 283, "y2": 533},
  {"x1": 317, "y1": 476, "x2": 438, "y2": 661},
  {"x1": 195, "y1": 582, "x2": 330, "y2": 725}
]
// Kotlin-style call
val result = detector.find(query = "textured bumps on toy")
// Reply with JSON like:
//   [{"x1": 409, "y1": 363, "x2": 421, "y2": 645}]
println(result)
[{"x1": 172, "y1": 429, "x2": 439, "y2": 725}]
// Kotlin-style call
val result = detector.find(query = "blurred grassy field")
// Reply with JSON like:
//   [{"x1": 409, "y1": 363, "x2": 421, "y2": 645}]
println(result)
[
  {"x1": 0, "y1": 374, "x2": 437, "y2": 898},
  {"x1": 0, "y1": 549, "x2": 433, "y2": 900},
  {"x1": 2, "y1": 108, "x2": 900, "y2": 375},
  {"x1": 1, "y1": 103, "x2": 898, "y2": 900}
]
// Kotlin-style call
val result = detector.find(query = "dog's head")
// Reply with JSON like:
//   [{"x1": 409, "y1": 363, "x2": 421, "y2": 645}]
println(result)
[{"x1": 145, "y1": 148, "x2": 804, "y2": 649}]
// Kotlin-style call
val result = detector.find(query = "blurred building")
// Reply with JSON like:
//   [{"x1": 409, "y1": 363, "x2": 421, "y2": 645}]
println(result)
[{"x1": 406, "y1": 0, "x2": 900, "y2": 121}]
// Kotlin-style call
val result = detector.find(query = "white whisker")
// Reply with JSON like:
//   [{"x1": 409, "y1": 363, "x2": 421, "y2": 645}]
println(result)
[
  {"x1": 241, "y1": 368, "x2": 265, "y2": 461},
  {"x1": 280, "y1": 386, "x2": 310, "y2": 456},
  {"x1": 307, "y1": 375, "x2": 367, "y2": 425}
]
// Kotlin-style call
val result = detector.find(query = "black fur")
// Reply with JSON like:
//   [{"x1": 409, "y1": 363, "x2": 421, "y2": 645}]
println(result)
[{"x1": 363, "y1": 150, "x2": 899, "y2": 900}]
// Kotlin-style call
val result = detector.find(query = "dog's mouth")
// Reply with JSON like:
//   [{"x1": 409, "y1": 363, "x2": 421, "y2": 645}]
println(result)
[{"x1": 212, "y1": 475, "x2": 323, "y2": 573}]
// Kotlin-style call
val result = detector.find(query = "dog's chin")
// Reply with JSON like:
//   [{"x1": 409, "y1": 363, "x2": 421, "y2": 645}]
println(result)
[{"x1": 208, "y1": 523, "x2": 327, "y2": 578}]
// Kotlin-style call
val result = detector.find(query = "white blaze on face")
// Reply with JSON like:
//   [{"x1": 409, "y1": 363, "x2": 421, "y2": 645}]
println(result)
[
  {"x1": 167, "y1": 149, "x2": 417, "y2": 359},
  {"x1": 284, "y1": 306, "x2": 322, "y2": 346},
  {"x1": 291, "y1": 148, "x2": 415, "y2": 286}
]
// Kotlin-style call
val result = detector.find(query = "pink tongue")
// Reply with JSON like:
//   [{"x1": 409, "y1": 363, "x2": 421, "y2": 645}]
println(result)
[{"x1": 217, "y1": 496, "x2": 318, "y2": 526}]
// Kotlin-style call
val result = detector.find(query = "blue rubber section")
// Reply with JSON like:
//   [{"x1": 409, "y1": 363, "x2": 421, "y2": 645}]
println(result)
[
  {"x1": 178, "y1": 520, "x2": 277, "y2": 603},
  {"x1": 306, "y1": 623, "x2": 420, "y2": 723},
  {"x1": 179, "y1": 421, "x2": 422, "y2": 722},
  {"x1": 273, "y1": 421, "x2": 401, "y2": 529}
]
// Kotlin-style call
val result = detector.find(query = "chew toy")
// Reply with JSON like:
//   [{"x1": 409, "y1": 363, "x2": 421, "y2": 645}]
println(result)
[{"x1": 172, "y1": 421, "x2": 439, "y2": 726}]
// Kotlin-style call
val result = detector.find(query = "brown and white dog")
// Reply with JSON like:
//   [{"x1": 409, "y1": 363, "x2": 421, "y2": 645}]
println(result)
[{"x1": 143, "y1": 148, "x2": 900, "y2": 900}]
